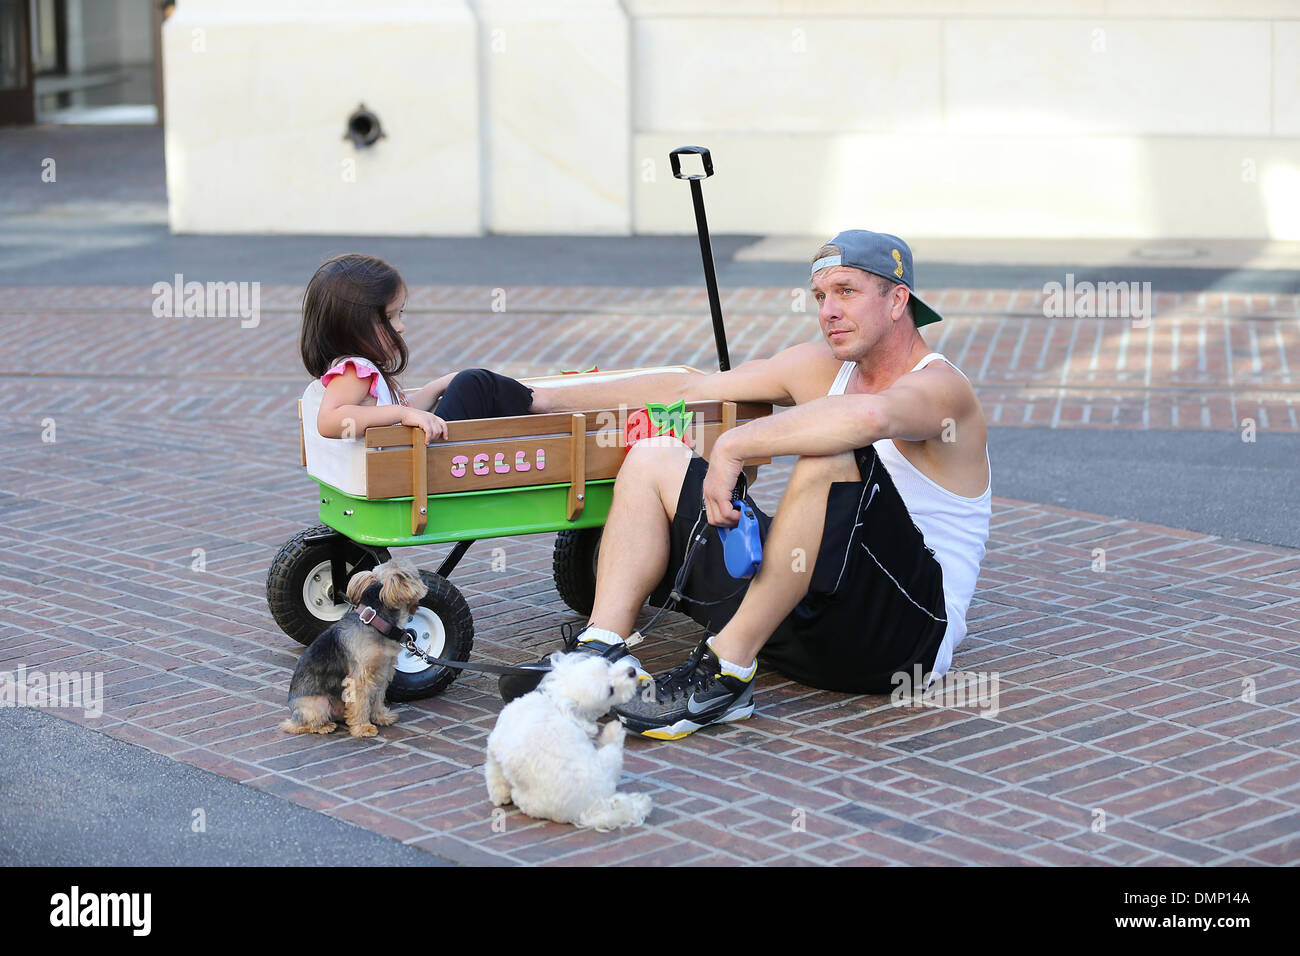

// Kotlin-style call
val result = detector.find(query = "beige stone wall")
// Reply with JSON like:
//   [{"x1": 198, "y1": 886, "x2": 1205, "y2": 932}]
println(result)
[
  {"x1": 163, "y1": 0, "x2": 1300, "y2": 238},
  {"x1": 163, "y1": 0, "x2": 482, "y2": 235}
]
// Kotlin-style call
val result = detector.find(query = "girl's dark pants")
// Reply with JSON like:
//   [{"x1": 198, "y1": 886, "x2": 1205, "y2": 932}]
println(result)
[{"x1": 434, "y1": 368, "x2": 535, "y2": 421}]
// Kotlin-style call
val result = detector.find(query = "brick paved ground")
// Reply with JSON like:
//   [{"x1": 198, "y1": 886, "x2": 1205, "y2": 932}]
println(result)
[
  {"x1": 5, "y1": 283, "x2": 1297, "y2": 431},
  {"x1": 2, "y1": 285, "x2": 1297, "y2": 865}
]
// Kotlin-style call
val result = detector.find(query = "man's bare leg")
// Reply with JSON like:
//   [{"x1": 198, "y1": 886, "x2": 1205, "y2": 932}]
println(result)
[
  {"x1": 586, "y1": 440, "x2": 695, "y2": 638},
  {"x1": 708, "y1": 451, "x2": 861, "y2": 667}
]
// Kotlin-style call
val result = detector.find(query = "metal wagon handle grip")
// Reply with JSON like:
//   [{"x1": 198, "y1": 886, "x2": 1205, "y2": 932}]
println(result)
[{"x1": 669, "y1": 146, "x2": 714, "y2": 180}]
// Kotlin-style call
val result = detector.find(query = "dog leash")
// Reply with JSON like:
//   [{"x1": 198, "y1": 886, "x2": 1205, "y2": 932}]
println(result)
[
  {"x1": 376, "y1": 475, "x2": 757, "y2": 681},
  {"x1": 625, "y1": 472, "x2": 755, "y2": 645},
  {"x1": 390, "y1": 518, "x2": 732, "y2": 682},
  {"x1": 349, "y1": 584, "x2": 548, "y2": 677},
  {"x1": 396, "y1": 631, "x2": 553, "y2": 677}
]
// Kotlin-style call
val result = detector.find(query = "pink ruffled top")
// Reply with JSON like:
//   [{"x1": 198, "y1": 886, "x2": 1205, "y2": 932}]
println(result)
[{"x1": 320, "y1": 356, "x2": 404, "y2": 406}]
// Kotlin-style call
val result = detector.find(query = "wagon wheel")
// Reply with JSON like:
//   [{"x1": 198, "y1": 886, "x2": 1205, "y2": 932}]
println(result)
[
  {"x1": 388, "y1": 571, "x2": 475, "y2": 701},
  {"x1": 552, "y1": 527, "x2": 602, "y2": 616},
  {"x1": 266, "y1": 525, "x2": 384, "y2": 646}
]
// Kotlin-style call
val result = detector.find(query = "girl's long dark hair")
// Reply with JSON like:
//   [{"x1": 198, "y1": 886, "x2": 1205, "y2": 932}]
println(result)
[{"x1": 300, "y1": 254, "x2": 408, "y2": 400}]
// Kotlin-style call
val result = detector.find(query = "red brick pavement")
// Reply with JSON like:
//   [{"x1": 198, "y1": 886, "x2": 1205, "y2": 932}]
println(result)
[
  {"x1": 4, "y1": 284, "x2": 1296, "y2": 432},
  {"x1": 1, "y1": 284, "x2": 1297, "y2": 865}
]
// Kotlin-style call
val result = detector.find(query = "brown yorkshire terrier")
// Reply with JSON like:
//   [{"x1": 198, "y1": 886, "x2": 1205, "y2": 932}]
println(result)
[{"x1": 281, "y1": 558, "x2": 427, "y2": 738}]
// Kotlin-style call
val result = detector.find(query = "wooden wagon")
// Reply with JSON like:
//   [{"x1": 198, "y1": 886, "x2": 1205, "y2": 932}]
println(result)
[{"x1": 267, "y1": 366, "x2": 772, "y2": 700}]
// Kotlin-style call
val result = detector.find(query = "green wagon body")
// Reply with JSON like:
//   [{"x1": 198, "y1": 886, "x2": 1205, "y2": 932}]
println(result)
[{"x1": 315, "y1": 477, "x2": 615, "y2": 548}]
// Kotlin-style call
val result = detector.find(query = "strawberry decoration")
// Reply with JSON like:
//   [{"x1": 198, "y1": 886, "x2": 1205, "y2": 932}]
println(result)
[{"x1": 624, "y1": 400, "x2": 694, "y2": 448}]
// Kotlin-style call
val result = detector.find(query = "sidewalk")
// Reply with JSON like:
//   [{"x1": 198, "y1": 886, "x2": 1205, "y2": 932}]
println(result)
[
  {"x1": 3, "y1": 125, "x2": 1300, "y2": 293},
  {"x1": 2, "y1": 281, "x2": 1297, "y2": 866},
  {"x1": 2, "y1": 282, "x2": 1296, "y2": 431}
]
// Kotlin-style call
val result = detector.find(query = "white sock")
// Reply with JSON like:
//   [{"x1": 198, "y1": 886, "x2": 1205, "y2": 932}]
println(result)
[
  {"x1": 580, "y1": 625, "x2": 624, "y2": 647},
  {"x1": 706, "y1": 636, "x2": 757, "y2": 681}
]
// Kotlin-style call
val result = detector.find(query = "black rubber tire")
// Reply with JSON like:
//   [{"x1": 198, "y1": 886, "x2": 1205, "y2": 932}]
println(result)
[
  {"x1": 266, "y1": 525, "x2": 380, "y2": 646},
  {"x1": 387, "y1": 571, "x2": 475, "y2": 702},
  {"x1": 552, "y1": 527, "x2": 602, "y2": 616}
]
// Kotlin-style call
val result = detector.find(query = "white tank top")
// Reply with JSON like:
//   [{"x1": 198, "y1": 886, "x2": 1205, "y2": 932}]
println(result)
[{"x1": 828, "y1": 353, "x2": 991, "y2": 680}]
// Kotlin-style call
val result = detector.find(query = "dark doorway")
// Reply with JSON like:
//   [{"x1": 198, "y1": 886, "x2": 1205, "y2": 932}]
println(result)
[
  {"x1": 0, "y1": 0, "x2": 35, "y2": 125},
  {"x1": 32, "y1": 0, "x2": 158, "y2": 124}
]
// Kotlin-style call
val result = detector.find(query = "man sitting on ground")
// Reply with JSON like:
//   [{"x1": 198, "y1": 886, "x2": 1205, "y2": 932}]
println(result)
[{"x1": 524, "y1": 230, "x2": 992, "y2": 739}]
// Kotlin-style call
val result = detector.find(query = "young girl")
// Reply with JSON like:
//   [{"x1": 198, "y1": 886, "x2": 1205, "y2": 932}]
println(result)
[{"x1": 300, "y1": 253, "x2": 551, "y2": 442}]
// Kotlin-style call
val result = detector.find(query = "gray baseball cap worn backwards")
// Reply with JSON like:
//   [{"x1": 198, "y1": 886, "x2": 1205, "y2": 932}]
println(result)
[{"x1": 812, "y1": 229, "x2": 943, "y2": 327}]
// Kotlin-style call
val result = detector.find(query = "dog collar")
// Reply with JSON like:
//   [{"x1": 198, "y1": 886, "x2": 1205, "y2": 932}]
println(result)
[{"x1": 355, "y1": 582, "x2": 403, "y2": 640}]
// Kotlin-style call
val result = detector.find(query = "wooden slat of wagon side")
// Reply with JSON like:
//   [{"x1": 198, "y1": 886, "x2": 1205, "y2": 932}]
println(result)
[
  {"x1": 408, "y1": 424, "x2": 428, "y2": 535},
  {"x1": 365, "y1": 424, "x2": 772, "y2": 499},
  {"x1": 567, "y1": 413, "x2": 586, "y2": 520},
  {"x1": 365, "y1": 404, "x2": 774, "y2": 499},
  {"x1": 363, "y1": 401, "x2": 773, "y2": 449},
  {"x1": 364, "y1": 409, "x2": 620, "y2": 447},
  {"x1": 366, "y1": 434, "x2": 611, "y2": 498}
]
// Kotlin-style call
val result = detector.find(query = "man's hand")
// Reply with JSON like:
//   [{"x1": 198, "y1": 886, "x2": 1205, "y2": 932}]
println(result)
[{"x1": 702, "y1": 433, "x2": 746, "y2": 529}]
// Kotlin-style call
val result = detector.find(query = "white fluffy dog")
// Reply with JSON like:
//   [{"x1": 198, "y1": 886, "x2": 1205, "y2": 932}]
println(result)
[{"x1": 484, "y1": 652, "x2": 652, "y2": 830}]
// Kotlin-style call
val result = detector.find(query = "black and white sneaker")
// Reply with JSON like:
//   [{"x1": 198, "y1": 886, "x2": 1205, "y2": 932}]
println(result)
[
  {"x1": 558, "y1": 622, "x2": 651, "y2": 681},
  {"x1": 613, "y1": 635, "x2": 755, "y2": 740},
  {"x1": 497, "y1": 623, "x2": 650, "y2": 702}
]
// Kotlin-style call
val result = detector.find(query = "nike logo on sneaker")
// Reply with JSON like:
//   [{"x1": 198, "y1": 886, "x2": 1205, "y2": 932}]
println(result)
[{"x1": 685, "y1": 693, "x2": 717, "y2": 715}]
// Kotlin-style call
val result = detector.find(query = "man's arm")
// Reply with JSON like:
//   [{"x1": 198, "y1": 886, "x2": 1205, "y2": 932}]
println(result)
[
  {"x1": 716, "y1": 362, "x2": 974, "y2": 459},
  {"x1": 532, "y1": 344, "x2": 820, "y2": 413},
  {"x1": 699, "y1": 364, "x2": 976, "y2": 526},
  {"x1": 530, "y1": 370, "x2": 697, "y2": 413}
]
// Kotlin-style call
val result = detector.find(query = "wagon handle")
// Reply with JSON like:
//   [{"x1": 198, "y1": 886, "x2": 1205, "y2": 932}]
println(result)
[{"x1": 670, "y1": 146, "x2": 730, "y2": 372}]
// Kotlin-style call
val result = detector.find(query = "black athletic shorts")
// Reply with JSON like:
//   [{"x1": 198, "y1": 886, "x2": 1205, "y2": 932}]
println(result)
[
  {"x1": 647, "y1": 447, "x2": 948, "y2": 694},
  {"x1": 435, "y1": 368, "x2": 535, "y2": 422}
]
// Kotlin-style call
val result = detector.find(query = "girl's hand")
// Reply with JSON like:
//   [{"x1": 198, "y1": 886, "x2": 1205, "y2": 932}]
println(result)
[{"x1": 399, "y1": 407, "x2": 448, "y2": 444}]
